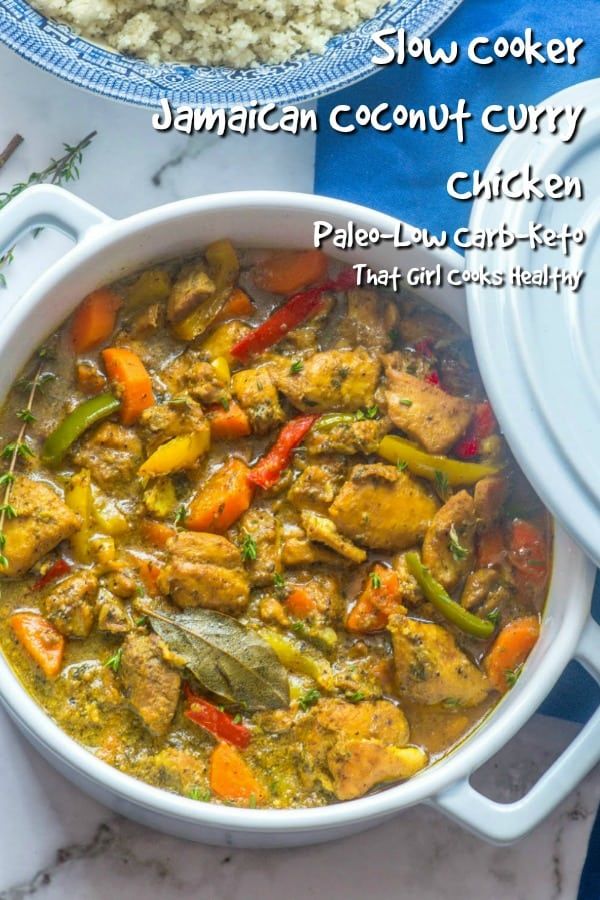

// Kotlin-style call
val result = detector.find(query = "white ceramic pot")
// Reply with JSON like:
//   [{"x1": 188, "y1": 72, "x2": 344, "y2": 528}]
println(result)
[{"x1": 0, "y1": 186, "x2": 598, "y2": 847}]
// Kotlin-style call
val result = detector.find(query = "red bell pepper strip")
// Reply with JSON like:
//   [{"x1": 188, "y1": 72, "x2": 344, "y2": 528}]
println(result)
[
  {"x1": 184, "y1": 684, "x2": 251, "y2": 749},
  {"x1": 231, "y1": 268, "x2": 356, "y2": 361},
  {"x1": 424, "y1": 370, "x2": 440, "y2": 387},
  {"x1": 33, "y1": 559, "x2": 71, "y2": 591},
  {"x1": 248, "y1": 415, "x2": 319, "y2": 490},
  {"x1": 508, "y1": 519, "x2": 549, "y2": 589},
  {"x1": 454, "y1": 401, "x2": 498, "y2": 459}
]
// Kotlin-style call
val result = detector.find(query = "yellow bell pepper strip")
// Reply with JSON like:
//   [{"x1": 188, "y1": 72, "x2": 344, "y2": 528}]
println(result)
[
  {"x1": 377, "y1": 434, "x2": 501, "y2": 486},
  {"x1": 210, "y1": 355, "x2": 231, "y2": 385},
  {"x1": 42, "y1": 392, "x2": 120, "y2": 467},
  {"x1": 172, "y1": 240, "x2": 240, "y2": 342},
  {"x1": 261, "y1": 629, "x2": 333, "y2": 690},
  {"x1": 142, "y1": 478, "x2": 177, "y2": 519},
  {"x1": 92, "y1": 492, "x2": 129, "y2": 535},
  {"x1": 138, "y1": 431, "x2": 210, "y2": 478},
  {"x1": 405, "y1": 552, "x2": 495, "y2": 640},
  {"x1": 64, "y1": 469, "x2": 94, "y2": 563},
  {"x1": 126, "y1": 268, "x2": 172, "y2": 307}
]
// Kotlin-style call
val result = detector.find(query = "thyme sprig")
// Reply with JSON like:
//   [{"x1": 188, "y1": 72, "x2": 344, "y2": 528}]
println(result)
[
  {"x1": 0, "y1": 130, "x2": 97, "y2": 287},
  {"x1": 0, "y1": 360, "x2": 44, "y2": 569}
]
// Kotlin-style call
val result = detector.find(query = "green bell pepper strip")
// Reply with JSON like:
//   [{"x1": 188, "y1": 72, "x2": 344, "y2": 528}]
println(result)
[
  {"x1": 312, "y1": 413, "x2": 356, "y2": 433},
  {"x1": 405, "y1": 552, "x2": 495, "y2": 640},
  {"x1": 42, "y1": 392, "x2": 120, "y2": 467},
  {"x1": 378, "y1": 434, "x2": 501, "y2": 486}
]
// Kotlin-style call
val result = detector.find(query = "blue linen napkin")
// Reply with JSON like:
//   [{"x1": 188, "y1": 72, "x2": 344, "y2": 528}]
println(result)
[{"x1": 315, "y1": 0, "x2": 600, "y2": 882}]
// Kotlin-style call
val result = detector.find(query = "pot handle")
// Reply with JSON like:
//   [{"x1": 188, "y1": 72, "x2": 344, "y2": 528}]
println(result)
[
  {"x1": 0, "y1": 184, "x2": 111, "y2": 259},
  {"x1": 432, "y1": 615, "x2": 600, "y2": 844}
]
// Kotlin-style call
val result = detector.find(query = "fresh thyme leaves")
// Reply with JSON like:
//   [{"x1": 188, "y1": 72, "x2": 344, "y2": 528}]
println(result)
[
  {"x1": 355, "y1": 405, "x2": 380, "y2": 421},
  {"x1": 434, "y1": 469, "x2": 450, "y2": 502},
  {"x1": 346, "y1": 691, "x2": 365, "y2": 703},
  {"x1": 505, "y1": 663, "x2": 524, "y2": 687},
  {"x1": 241, "y1": 531, "x2": 258, "y2": 562},
  {"x1": 448, "y1": 524, "x2": 468, "y2": 561},
  {"x1": 273, "y1": 572, "x2": 286, "y2": 597},
  {"x1": 398, "y1": 398, "x2": 413, "y2": 407},
  {"x1": 0, "y1": 360, "x2": 45, "y2": 569},
  {"x1": 396, "y1": 459, "x2": 408, "y2": 472},
  {"x1": 188, "y1": 786, "x2": 211, "y2": 802},
  {"x1": 174, "y1": 505, "x2": 187, "y2": 526},
  {"x1": 289, "y1": 359, "x2": 304, "y2": 375},
  {"x1": 219, "y1": 396, "x2": 230, "y2": 411},
  {"x1": 0, "y1": 130, "x2": 97, "y2": 287},
  {"x1": 370, "y1": 571, "x2": 382, "y2": 589},
  {"x1": 298, "y1": 688, "x2": 320, "y2": 711},
  {"x1": 486, "y1": 608, "x2": 500, "y2": 626},
  {"x1": 104, "y1": 646, "x2": 123, "y2": 673}
]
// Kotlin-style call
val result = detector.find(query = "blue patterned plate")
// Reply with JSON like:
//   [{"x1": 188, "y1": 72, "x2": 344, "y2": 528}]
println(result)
[{"x1": 0, "y1": 0, "x2": 462, "y2": 108}]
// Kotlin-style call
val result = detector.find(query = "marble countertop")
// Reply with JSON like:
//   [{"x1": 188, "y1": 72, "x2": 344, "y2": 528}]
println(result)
[{"x1": 0, "y1": 43, "x2": 598, "y2": 900}]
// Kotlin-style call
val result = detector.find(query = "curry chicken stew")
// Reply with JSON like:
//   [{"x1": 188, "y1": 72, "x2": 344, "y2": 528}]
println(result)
[{"x1": 0, "y1": 244, "x2": 550, "y2": 808}]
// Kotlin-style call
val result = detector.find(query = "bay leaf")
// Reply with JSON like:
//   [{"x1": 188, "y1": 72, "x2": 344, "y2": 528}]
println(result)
[{"x1": 143, "y1": 606, "x2": 289, "y2": 710}]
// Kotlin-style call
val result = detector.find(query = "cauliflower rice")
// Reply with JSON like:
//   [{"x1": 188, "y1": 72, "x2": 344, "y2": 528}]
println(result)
[{"x1": 32, "y1": 0, "x2": 387, "y2": 67}]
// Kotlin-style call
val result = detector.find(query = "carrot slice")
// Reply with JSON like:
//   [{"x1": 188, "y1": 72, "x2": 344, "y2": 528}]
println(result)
[
  {"x1": 71, "y1": 288, "x2": 122, "y2": 354},
  {"x1": 9, "y1": 612, "x2": 65, "y2": 678},
  {"x1": 346, "y1": 565, "x2": 402, "y2": 634},
  {"x1": 252, "y1": 250, "x2": 328, "y2": 295},
  {"x1": 209, "y1": 743, "x2": 266, "y2": 805},
  {"x1": 484, "y1": 615, "x2": 540, "y2": 694},
  {"x1": 186, "y1": 458, "x2": 253, "y2": 533},
  {"x1": 102, "y1": 347, "x2": 154, "y2": 425},
  {"x1": 508, "y1": 519, "x2": 549, "y2": 588},
  {"x1": 286, "y1": 587, "x2": 318, "y2": 620},
  {"x1": 140, "y1": 519, "x2": 176, "y2": 549},
  {"x1": 207, "y1": 402, "x2": 252, "y2": 441},
  {"x1": 213, "y1": 288, "x2": 254, "y2": 323}
]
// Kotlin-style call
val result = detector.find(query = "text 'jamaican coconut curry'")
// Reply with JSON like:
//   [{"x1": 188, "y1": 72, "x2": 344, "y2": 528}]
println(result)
[{"x1": 0, "y1": 244, "x2": 550, "y2": 808}]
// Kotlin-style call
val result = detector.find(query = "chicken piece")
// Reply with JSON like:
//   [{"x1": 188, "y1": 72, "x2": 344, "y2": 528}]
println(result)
[
  {"x1": 163, "y1": 354, "x2": 229, "y2": 407},
  {"x1": 315, "y1": 697, "x2": 410, "y2": 744},
  {"x1": 381, "y1": 349, "x2": 434, "y2": 380},
  {"x1": 281, "y1": 293, "x2": 336, "y2": 353},
  {"x1": 329, "y1": 464, "x2": 439, "y2": 551},
  {"x1": 139, "y1": 399, "x2": 209, "y2": 453},
  {"x1": 337, "y1": 290, "x2": 398, "y2": 352},
  {"x1": 136, "y1": 748, "x2": 208, "y2": 795},
  {"x1": 75, "y1": 361, "x2": 107, "y2": 395},
  {"x1": 160, "y1": 531, "x2": 249, "y2": 613},
  {"x1": 392, "y1": 553, "x2": 424, "y2": 608},
  {"x1": 389, "y1": 615, "x2": 491, "y2": 706},
  {"x1": 45, "y1": 571, "x2": 98, "y2": 638},
  {"x1": 167, "y1": 263, "x2": 215, "y2": 323},
  {"x1": 231, "y1": 366, "x2": 285, "y2": 435},
  {"x1": 306, "y1": 698, "x2": 427, "y2": 800},
  {"x1": 56, "y1": 661, "x2": 121, "y2": 732},
  {"x1": 120, "y1": 633, "x2": 181, "y2": 737},
  {"x1": 104, "y1": 571, "x2": 137, "y2": 599},
  {"x1": 398, "y1": 309, "x2": 465, "y2": 346},
  {"x1": 97, "y1": 589, "x2": 133, "y2": 634},
  {"x1": 259, "y1": 596, "x2": 290, "y2": 627},
  {"x1": 0, "y1": 477, "x2": 81, "y2": 578},
  {"x1": 281, "y1": 535, "x2": 352, "y2": 568},
  {"x1": 300, "y1": 509, "x2": 367, "y2": 564},
  {"x1": 327, "y1": 741, "x2": 428, "y2": 800},
  {"x1": 238, "y1": 507, "x2": 281, "y2": 586},
  {"x1": 474, "y1": 475, "x2": 507, "y2": 527},
  {"x1": 274, "y1": 349, "x2": 381, "y2": 414},
  {"x1": 72, "y1": 422, "x2": 143, "y2": 491},
  {"x1": 383, "y1": 365, "x2": 473, "y2": 455},
  {"x1": 421, "y1": 490, "x2": 476, "y2": 591},
  {"x1": 129, "y1": 303, "x2": 162, "y2": 338},
  {"x1": 460, "y1": 568, "x2": 514, "y2": 614},
  {"x1": 289, "y1": 573, "x2": 344, "y2": 623},
  {"x1": 304, "y1": 415, "x2": 391, "y2": 457},
  {"x1": 287, "y1": 462, "x2": 345, "y2": 514}
]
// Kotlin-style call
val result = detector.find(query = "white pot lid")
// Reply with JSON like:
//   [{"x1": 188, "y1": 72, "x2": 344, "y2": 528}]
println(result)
[{"x1": 466, "y1": 78, "x2": 600, "y2": 567}]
